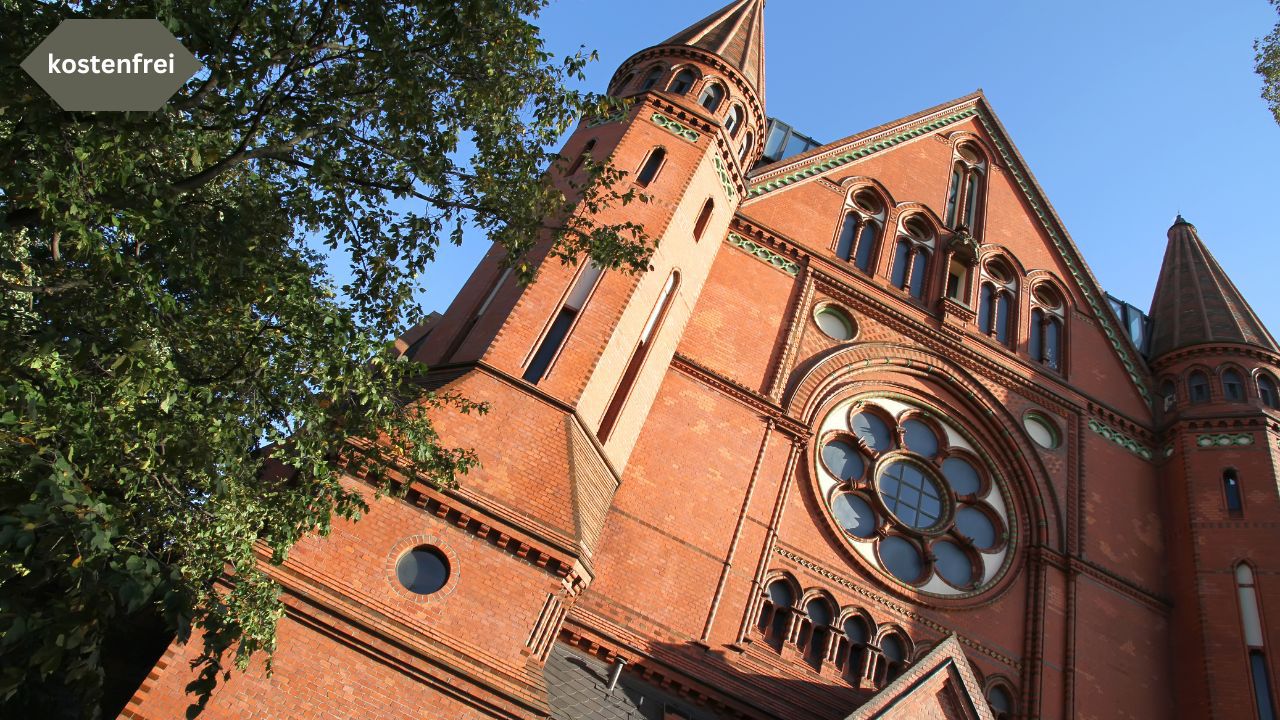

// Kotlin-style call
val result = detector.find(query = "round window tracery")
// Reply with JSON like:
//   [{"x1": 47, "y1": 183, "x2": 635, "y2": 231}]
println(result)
[{"x1": 815, "y1": 397, "x2": 1014, "y2": 597}]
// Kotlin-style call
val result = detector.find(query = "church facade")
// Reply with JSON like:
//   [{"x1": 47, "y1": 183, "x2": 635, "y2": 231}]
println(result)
[{"x1": 124, "y1": 1, "x2": 1280, "y2": 718}]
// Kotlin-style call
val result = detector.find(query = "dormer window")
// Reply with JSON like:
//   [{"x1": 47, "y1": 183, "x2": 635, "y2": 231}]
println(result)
[
  {"x1": 668, "y1": 68, "x2": 696, "y2": 95},
  {"x1": 698, "y1": 82, "x2": 725, "y2": 113},
  {"x1": 945, "y1": 143, "x2": 987, "y2": 236}
]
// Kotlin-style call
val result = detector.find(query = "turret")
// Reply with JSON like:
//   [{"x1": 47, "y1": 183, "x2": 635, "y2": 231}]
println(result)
[
  {"x1": 1149, "y1": 216, "x2": 1280, "y2": 719},
  {"x1": 416, "y1": 0, "x2": 769, "y2": 469}
]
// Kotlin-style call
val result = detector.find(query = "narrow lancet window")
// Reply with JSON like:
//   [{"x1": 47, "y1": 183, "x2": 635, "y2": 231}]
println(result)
[
  {"x1": 598, "y1": 271, "x2": 679, "y2": 441},
  {"x1": 636, "y1": 147, "x2": 666, "y2": 187},
  {"x1": 523, "y1": 263, "x2": 603, "y2": 384}
]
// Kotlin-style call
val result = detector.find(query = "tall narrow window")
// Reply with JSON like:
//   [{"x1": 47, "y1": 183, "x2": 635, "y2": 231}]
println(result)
[
  {"x1": 835, "y1": 190, "x2": 884, "y2": 272},
  {"x1": 944, "y1": 143, "x2": 987, "y2": 236},
  {"x1": 668, "y1": 68, "x2": 696, "y2": 95},
  {"x1": 444, "y1": 267, "x2": 513, "y2": 362},
  {"x1": 739, "y1": 132, "x2": 754, "y2": 163},
  {"x1": 802, "y1": 599, "x2": 833, "y2": 669},
  {"x1": 566, "y1": 139, "x2": 596, "y2": 176},
  {"x1": 636, "y1": 147, "x2": 666, "y2": 187},
  {"x1": 639, "y1": 65, "x2": 664, "y2": 91},
  {"x1": 842, "y1": 616, "x2": 870, "y2": 682},
  {"x1": 1189, "y1": 371, "x2": 1211, "y2": 404},
  {"x1": 888, "y1": 216, "x2": 935, "y2": 300},
  {"x1": 698, "y1": 82, "x2": 725, "y2": 113},
  {"x1": 757, "y1": 580, "x2": 794, "y2": 650},
  {"x1": 1030, "y1": 284, "x2": 1066, "y2": 371},
  {"x1": 725, "y1": 105, "x2": 744, "y2": 137},
  {"x1": 522, "y1": 263, "x2": 603, "y2": 384},
  {"x1": 880, "y1": 634, "x2": 907, "y2": 684},
  {"x1": 946, "y1": 257, "x2": 971, "y2": 303},
  {"x1": 598, "y1": 272, "x2": 679, "y2": 442},
  {"x1": 1225, "y1": 469, "x2": 1244, "y2": 517},
  {"x1": 1238, "y1": 564, "x2": 1277, "y2": 720},
  {"x1": 978, "y1": 259, "x2": 1017, "y2": 348},
  {"x1": 1160, "y1": 380, "x2": 1178, "y2": 412},
  {"x1": 1224, "y1": 369, "x2": 1246, "y2": 402},
  {"x1": 890, "y1": 239, "x2": 911, "y2": 288},
  {"x1": 693, "y1": 198, "x2": 714, "y2": 241},
  {"x1": 1260, "y1": 374, "x2": 1280, "y2": 409}
]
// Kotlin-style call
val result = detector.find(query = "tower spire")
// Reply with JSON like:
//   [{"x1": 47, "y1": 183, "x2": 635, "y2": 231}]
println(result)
[
  {"x1": 1146, "y1": 216, "x2": 1277, "y2": 358},
  {"x1": 658, "y1": 0, "x2": 767, "y2": 97}
]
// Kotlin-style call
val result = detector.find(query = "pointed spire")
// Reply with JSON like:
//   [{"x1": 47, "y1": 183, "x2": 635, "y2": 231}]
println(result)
[
  {"x1": 659, "y1": 0, "x2": 766, "y2": 95},
  {"x1": 1147, "y1": 217, "x2": 1278, "y2": 358}
]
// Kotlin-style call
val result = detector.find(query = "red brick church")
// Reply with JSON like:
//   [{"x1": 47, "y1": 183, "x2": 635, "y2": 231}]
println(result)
[{"x1": 125, "y1": 1, "x2": 1280, "y2": 718}]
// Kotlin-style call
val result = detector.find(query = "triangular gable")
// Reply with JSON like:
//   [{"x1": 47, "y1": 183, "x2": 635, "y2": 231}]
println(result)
[
  {"x1": 745, "y1": 93, "x2": 1154, "y2": 405},
  {"x1": 845, "y1": 636, "x2": 996, "y2": 720}
]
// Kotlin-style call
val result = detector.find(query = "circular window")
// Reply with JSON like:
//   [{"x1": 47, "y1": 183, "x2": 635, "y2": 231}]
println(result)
[
  {"x1": 1023, "y1": 413, "x2": 1060, "y2": 449},
  {"x1": 814, "y1": 305, "x2": 856, "y2": 341},
  {"x1": 396, "y1": 546, "x2": 451, "y2": 595},
  {"x1": 815, "y1": 397, "x2": 1015, "y2": 597},
  {"x1": 878, "y1": 460, "x2": 946, "y2": 530}
]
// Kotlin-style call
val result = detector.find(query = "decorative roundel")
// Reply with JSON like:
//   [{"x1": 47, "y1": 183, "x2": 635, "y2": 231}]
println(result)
[{"x1": 815, "y1": 396, "x2": 1015, "y2": 598}]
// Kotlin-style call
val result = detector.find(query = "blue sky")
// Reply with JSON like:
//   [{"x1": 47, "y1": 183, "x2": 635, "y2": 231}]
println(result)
[{"x1": 414, "y1": 0, "x2": 1280, "y2": 338}]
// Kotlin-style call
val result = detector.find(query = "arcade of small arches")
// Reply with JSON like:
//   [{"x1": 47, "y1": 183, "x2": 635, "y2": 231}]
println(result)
[
  {"x1": 831, "y1": 142, "x2": 1069, "y2": 375},
  {"x1": 612, "y1": 62, "x2": 758, "y2": 163},
  {"x1": 1160, "y1": 364, "x2": 1280, "y2": 411},
  {"x1": 754, "y1": 573, "x2": 1018, "y2": 719}
]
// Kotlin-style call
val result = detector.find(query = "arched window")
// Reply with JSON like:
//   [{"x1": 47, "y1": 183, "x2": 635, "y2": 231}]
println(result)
[
  {"x1": 739, "y1": 132, "x2": 754, "y2": 163},
  {"x1": 757, "y1": 579, "x2": 794, "y2": 650},
  {"x1": 1029, "y1": 284, "x2": 1066, "y2": 371},
  {"x1": 979, "y1": 259, "x2": 1017, "y2": 347},
  {"x1": 840, "y1": 616, "x2": 871, "y2": 682},
  {"x1": 639, "y1": 65, "x2": 665, "y2": 91},
  {"x1": 1188, "y1": 371, "x2": 1211, "y2": 404},
  {"x1": 1160, "y1": 380, "x2": 1178, "y2": 412},
  {"x1": 668, "y1": 68, "x2": 697, "y2": 95},
  {"x1": 725, "y1": 105, "x2": 744, "y2": 137},
  {"x1": 834, "y1": 190, "x2": 884, "y2": 272},
  {"x1": 1261, "y1": 374, "x2": 1280, "y2": 409},
  {"x1": 890, "y1": 216, "x2": 935, "y2": 300},
  {"x1": 801, "y1": 598, "x2": 833, "y2": 669},
  {"x1": 612, "y1": 72, "x2": 634, "y2": 96},
  {"x1": 944, "y1": 143, "x2": 987, "y2": 236},
  {"x1": 597, "y1": 271, "x2": 680, "y2": 442},
  {"x1": 636, "y1": 147, "x2": 666, "y2": 187},
  {"x1": 1224, "y1": 369, "x2": 1246, "y2": 402},
  {"x1": 698, "y1": 82, "x2": 725, "y2": 113},
  {"x1": 880, "y1": 634, "x2": 907, "y2": 684},
  {"x1": 693, "y1": 198, "x2": 714, "y2": 241},
  {"x1": 566, "y1": 138, "x2": 596, "y2": 176},
  {"x1": 1225, "y1": 469, "x2": 1244, "y2": 517},
  {"x1": 1238, "y1": 564, "x2": 1278, "y2": 720},
  {"x1": 987, "y1": 684, "x2": 1015, "y2": 720}
]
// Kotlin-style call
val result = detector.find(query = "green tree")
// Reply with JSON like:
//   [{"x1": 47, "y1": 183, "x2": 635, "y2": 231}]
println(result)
[
  {"x1": 0, "y1": 1, "x2": 649, "y2": 716},
  {"x1": 1258, "y1": 0, "x2": 1280, "y2": 124}
]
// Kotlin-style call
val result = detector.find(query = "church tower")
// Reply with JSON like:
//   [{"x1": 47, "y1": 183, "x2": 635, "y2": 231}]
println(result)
[{"x1": 1149, "y1": 216, "x2": 1280, "y2": 719}]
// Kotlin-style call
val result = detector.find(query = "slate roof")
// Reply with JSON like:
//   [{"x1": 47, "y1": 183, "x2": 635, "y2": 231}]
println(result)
[
  {"x1": 1147, "y1": 216, "x2": 1278, "y2": 358},
  {"x1": 545, "y1": 645, "x2": 720, "y2": 720},
  {"x1": 658, "y1": 0, "x2": 767, "y2": 96}
]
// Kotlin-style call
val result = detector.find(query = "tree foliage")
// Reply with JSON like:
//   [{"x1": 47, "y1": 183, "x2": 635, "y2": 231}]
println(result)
[
  {"x1": 0, "y1": 1, "x2": 649, "y2": 715},
  {"x1": 1258, "y1": 0, "x2": 1280, "y2": 125}
]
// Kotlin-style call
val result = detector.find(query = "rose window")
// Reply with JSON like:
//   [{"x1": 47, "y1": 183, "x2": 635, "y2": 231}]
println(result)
[{"x1": 815, "y1": 397, "x2": 1014, "y2": 597}]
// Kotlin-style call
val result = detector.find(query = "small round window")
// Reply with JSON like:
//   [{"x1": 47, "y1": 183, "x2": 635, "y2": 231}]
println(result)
[
  {"x1": 1023, "y1": 413, "x2": 1060, "y2": 449},
  {"x1": 396, "y1": 546, "x2": 451, "y2": 595},
  {"x1": 814, "y1": 305, "x2": 856, "y2": 341}
]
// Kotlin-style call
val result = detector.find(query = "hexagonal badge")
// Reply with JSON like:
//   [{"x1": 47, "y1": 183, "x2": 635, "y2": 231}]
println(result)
[{"x1": 20, "y1": 19, "x2": 203, "y2": 112}]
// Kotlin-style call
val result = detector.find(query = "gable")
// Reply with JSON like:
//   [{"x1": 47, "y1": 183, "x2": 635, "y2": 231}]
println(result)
[
  {"x1": 739, "y1": 93, "x2": 1154, "y2": 418},
  {"x1": 846, "y1": 636, "x2": 996, "y2": 720}
]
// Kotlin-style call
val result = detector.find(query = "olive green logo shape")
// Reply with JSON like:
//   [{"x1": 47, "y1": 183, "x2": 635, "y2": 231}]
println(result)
[{"x1": 20, "y1": 19, "x2": 203, "y2": 112}]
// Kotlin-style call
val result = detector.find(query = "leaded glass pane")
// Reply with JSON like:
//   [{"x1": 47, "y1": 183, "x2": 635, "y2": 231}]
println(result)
[
  {"x1": 880, "y1": 536, "x2": 922, "y2": 584},
  {"x1": 879, "y1": 461, "x2": 944, "y2": 529},
  {"x1": 822, "y1": 439, "x2": 864, "y2": 480},
  {"x1": 851, "y1": 412, "x2": 892, "y2": 452},
  {"x1": 956, "y1": 507, "x2": 997, "y2": 549},
  {"x1": 942, "y1": 457, "x2": 981, "y2": 495}
]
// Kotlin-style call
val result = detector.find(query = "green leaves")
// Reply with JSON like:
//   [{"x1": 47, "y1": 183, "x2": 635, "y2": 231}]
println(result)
[
  {"x1": 0, "y1": 0, "x2": 650, "y2": 716},
  {"x1": 1258, "y1": 1, "x2": 1280, "y2": 125}
]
